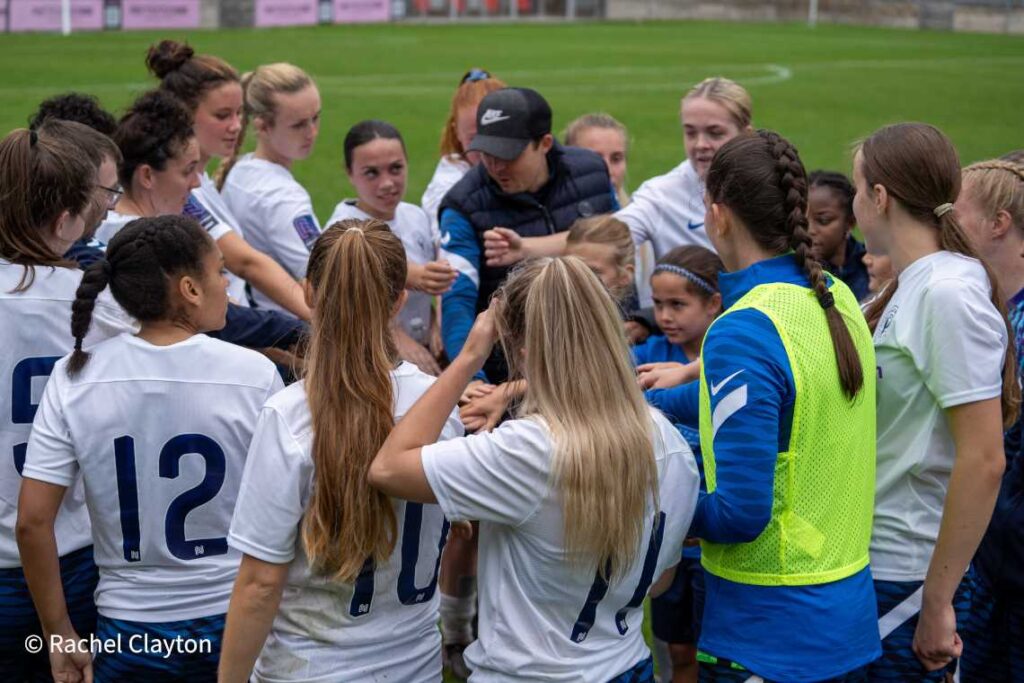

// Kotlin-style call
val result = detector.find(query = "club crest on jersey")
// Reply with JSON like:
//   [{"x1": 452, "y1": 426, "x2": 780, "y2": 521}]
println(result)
[
  {"x1": 577, "y1": 200, "x2": 594, "y2": 218},
  {"x1": 480, "y1": 109, "x2": 511, "y2": 126},
  {"x1": 879, "y1": 305, "x2": 899, "y2": 336},
  {"x1": 183, "y1": 196, "x2": 218, "y2": 233},
  {"x1": 293, "y1": 215, "x2": 321, "y2": 250}
]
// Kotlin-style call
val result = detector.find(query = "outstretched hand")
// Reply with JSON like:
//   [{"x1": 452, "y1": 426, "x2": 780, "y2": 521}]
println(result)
[
  {"x1": 483, "y1": 228, "x2": 525, "y2": 267},
  {"x1": 637, "y1": 360, "x2": 700, "y2": 389}
]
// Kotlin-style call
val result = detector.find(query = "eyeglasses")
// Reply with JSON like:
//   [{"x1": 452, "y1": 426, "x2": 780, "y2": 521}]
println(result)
[
  {"x1": 460, "y1": 68, "x2": 491, "y2": 85},
  {"x1": 96, "y1": 183, "x2": 123, "y2": 209}
]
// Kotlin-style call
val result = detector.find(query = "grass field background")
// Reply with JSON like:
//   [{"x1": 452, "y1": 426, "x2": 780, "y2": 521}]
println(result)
[{"x1": 1, "y1": 20, "x2": 1022, "y2": 222}]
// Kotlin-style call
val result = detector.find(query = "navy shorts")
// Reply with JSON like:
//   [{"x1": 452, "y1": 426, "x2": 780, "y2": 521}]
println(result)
[
  {"x1": 960, "y1": 574, "x2": 1024, "y2": 681},
  {"x1": 650, "y1": 557, "x2": 705, "y2": 645},
  {"x1": 867, "y1": 574, "x2": 973, "y2": 681},
  {"x1": 608, "y1": 655, "x2": 655, "y2": 683},
  {"x1": 92, "y1": 613, "x2": 224, "y2": 683},
  {"x1": 0, "y1": 545, "x2": 97, "y2": 683}
]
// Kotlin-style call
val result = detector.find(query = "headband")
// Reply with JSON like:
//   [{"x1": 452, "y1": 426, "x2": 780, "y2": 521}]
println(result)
[
  {"x1": 933, "y1": 203, "x2": 954, "y2": 218},
  {"x1": 653, "y1": 264, "x2": 717, "y2": 295}
]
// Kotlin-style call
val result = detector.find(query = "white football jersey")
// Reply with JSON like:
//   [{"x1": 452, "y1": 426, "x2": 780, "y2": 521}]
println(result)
[
  {"x1": 229, "y1": 362, "x2": 463, "y2": 682},
  {"x1": 616, "y1": 159, "x2": 712, "y2": 257},
  {"x1": 325, "y1": 201, "x2": 438, "y2": 345},
  {"x1": 871, "y1": 251, "x2": 1006, "y2": 581},
  {"x1": 23, "y1": 334, "x2": 283, "y2": 621},
  {"x1": 94, "y1": 210, "x2": 136, "y2": 246},
  {"x1": 421, "y1": 408, "x2": 700, "y2": 682},
  {"x1": 0, "y1": 260, "x2": 133, "y2": 568},
  {"x1": 189, "y1": 172, "x2": 247, "y2": 305},
  {"x1": 221, "y1": 155, "x2": 320, "y2": 312}
]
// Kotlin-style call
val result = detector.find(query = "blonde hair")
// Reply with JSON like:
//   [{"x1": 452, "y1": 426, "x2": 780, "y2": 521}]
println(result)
[
  {"x1": 439, "y1": 71, "x2": 506, "y2": 159},
  {"x1": 302, "y1": 218, "x2": 408, "y2": 582},
  {"x1": 495, "y1": 257, "x2": 658, "y2": 580},
  {"x1": 683, "y1": 77, "x2": 753, "y2": 130},
  {"x1": 563, "y1": 112, "x2": 631, "y2": 205},
  {"x1": 962, "y1": 160, "x2": 1024, "y2": 236},
  {"x1": 215, "y1": 62, "x2": 314, "y2": 190},
  {"x1": 566, "y1": 215, "x2": 635, "y2": 302}
]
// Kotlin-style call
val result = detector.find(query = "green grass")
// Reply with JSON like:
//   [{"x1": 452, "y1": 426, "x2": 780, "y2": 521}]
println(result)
[{"x1": 1, "y1": 20, "x2": 1022, "y2": 221}]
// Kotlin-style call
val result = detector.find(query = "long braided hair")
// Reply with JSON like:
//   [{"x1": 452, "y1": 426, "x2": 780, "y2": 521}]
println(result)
[
  {"x1": 706, "y1": 129, "x2": 865, "y2": 399},
  {"x1": 68, "y1": 215, "x2": 214, "y2": 375}
]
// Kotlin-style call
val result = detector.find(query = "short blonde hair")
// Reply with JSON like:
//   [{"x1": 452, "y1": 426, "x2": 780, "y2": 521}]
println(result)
[
  {"x1": 683, "y1": 77, "x2": 752, "y2": 130},
  {"x1": 215, "y1": 62, "x2": 314, "y2": 189}
]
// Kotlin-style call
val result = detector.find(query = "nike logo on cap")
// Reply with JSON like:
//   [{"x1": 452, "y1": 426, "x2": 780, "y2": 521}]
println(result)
[{"x1": 480, "y1": 109, "x2": 511, "y2": 126}]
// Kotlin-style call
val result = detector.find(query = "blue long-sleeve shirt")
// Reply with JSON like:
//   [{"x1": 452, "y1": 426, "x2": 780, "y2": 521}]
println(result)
[{"x1": 692, "y1": 254, "x2": 879, "y2": 681}]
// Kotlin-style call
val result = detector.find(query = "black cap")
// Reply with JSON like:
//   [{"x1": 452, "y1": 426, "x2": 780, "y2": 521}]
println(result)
[{"x1": 468, "y1": 88, "x2": 552, "y2": 161}]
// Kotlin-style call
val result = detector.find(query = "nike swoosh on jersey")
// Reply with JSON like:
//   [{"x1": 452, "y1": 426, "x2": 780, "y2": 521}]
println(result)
[
  {"x1": 687, "y1": 220, "x2": 705, "y2": 230},
  {"x1": 710, "y1": 369, "x2": 744, "y2": 396}
]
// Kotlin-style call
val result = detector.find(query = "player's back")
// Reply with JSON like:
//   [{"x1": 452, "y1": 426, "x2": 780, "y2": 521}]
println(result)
[
  {"x1": 230, "y1": 362, "x2": 463, "y2": 682},
  {"x1": 0, "y1": 261, "x2": 128, "y2": 568},
  {"x1": 30, "y1": 333, "x2": 282, "y2": 622}
]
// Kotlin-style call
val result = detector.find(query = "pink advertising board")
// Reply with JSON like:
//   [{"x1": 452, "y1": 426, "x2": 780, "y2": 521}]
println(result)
[
  {"x1": 254, "y1": 0, "x2": 319, "y2": 26},
  {"x1": 120, "y1": 0, "x2": 200, "y2": 30},
  {"x1": 334, "y1": 0, "x2": 389, "y2": 23},
  {"x1": 3, "y1": 0, "x2": 104, "y2": 32}
]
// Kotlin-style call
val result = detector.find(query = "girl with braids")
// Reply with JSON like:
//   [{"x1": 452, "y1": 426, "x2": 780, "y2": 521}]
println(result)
[
  {"x1": 369, "y1": 257, "x2": 700, "y2": 682},
  {"x1": 147, "y1": 39, "x2": 311, "y2": 320},
  {"x1": 220, "y1": 62, "x2": 322, "y2": 314},
  {"x1": 0, "y1": 120, "x2": 129, "y2": 681},
  {"x1": 807, "y1": 170, "x2": 869, "y2": 301},
  {"x1": 688, "y1": 129, "x2": 879, "y2": 681},
  {"x1": 953, "y1": 159, "x2": 1024, "y2": 680},
  {"x1": 856, "y1": 125, "x2": 1018, "y2": 680},
  {"x1": 18, "y1": 215, "x2": 282, "y2": 683},
  {"x1": 220, "y1": 219, "x2": 463, "y2": 683}
]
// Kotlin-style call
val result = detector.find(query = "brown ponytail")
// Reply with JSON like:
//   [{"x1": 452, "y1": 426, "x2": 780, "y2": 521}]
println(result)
[
  {"x1": 302, "y1": 218, "x2": 408, "y2": 582},
  {"x1": 706, "y1": 129, "x2": 864, "y2": 399},
  {"x1": 859, "y1": 123, "x2": 1019, "y2": 427}
]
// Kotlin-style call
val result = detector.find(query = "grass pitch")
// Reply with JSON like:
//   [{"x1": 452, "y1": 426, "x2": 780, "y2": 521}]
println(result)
[{"x1": 0, "y1": 20, "x2": 1022, "y2": 221}]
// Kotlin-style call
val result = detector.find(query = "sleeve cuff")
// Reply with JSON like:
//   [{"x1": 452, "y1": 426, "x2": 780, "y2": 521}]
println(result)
[
  {"x1": 227, "y1": 533, "x2": 295, "y2": 565},
  {"x1": 20, "y1": 466, "x2": 74, "y2": 488},
  {"x1": 421, "y1": 443, "x2": 464, "y2": 521}
]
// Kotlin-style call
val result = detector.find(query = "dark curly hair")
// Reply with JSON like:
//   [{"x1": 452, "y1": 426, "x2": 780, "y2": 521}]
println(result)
[
  {"x1": 29, "y1": 92, "x2": 117, "y2": 136},
  {"x1": 113, "y1": 89, "x2": 194, "y2": 189}
]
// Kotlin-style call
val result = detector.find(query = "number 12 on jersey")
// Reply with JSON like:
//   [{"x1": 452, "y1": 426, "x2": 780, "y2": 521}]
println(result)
[{"x1": 114, "y1": 434, "x2": 228, "y2": 563}]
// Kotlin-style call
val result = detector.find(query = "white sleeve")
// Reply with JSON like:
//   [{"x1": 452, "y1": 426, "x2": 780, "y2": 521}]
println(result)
[
  {"x1": 421, "y1": 159, "x2": 460, "y2": 236},
  {"x1": 22, "y1": 366, "x2": 78, "y2": 488},
  {"x1": 615, "y1": 180, "x2": 660, "y2": 246},
  {"x1": 653, "y1": 423, "x2": 701, "y2": 574},
  {"x1": 914, "y1": 277, "x2": 1007, "y2": 409},
  {"x1": 263, "y1": 192, "x2": 322, "y2": 280},
  {"x1": 86, "y1": 292, "x2": 139, "y2": 345},
  {"x1": 421, "y1": 418, "x2": 548, "y2": 526},
  {"x1": 228, "y1": 407, "x2": 311, "y2": 564}
]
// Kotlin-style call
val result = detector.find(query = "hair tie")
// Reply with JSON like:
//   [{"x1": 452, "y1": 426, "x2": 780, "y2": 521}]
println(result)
[
  {"x1": 933, "y1": 203, "x2": 954, "y2": 218},
  {"x1": 29, "y1": 130, "x2": 38, "y2": 147},
  {"x1": 653, "y1": 264, "x2": 717, "y2": 295},
  {"x1": 819, "y1": 291, "x2": 835, "y2": 309}
]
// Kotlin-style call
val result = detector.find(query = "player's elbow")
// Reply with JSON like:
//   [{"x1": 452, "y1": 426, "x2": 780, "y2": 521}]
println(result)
[{"x1": 367, "y1": 451, "x2": 394, "y2": 492}]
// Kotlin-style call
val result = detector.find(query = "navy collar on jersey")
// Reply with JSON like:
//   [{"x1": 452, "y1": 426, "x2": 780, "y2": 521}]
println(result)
[{"x1": 719, "y1": 252, "x2": 814, "y2": 310}]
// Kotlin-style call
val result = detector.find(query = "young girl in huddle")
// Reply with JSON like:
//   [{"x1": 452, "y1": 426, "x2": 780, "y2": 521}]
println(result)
[
  {"x1": 0, "y1": 120, "x2": 131, "y2": 681},
  {"x1": 421, "y1": 68, "x2": 506, "y2": 235},
  {"x1": 219, "y1": 219, "x2": 462, "y2": 683},
  {"x1": 18, "y1": 216, "x2": 281, "y2": 682},
  {"x1": 220, "y1": 63, "x2": 322, "y2": 313},
  {"x1": 369, "y1": 256, "x2": 700, "y2": 683},
  {"x1": 633, "y1": 246, "x2": 722, "y2": 683},
  {"x1": 326, "y1": 120, "x2": 455, "y2": 376},
  {"x1": 807, "y1": 170, "x2": 869, "y2": 301},
  {"x1": 147, "y1": 39, "x2": 310, "y2": 319}
]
